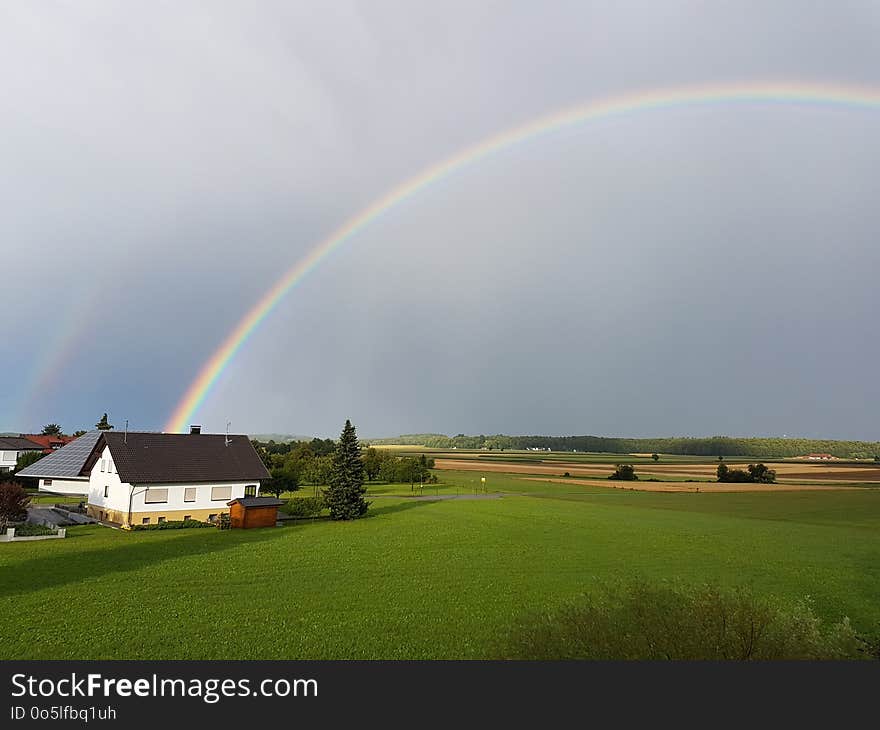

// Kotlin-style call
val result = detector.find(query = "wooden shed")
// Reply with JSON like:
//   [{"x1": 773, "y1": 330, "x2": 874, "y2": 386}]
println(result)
[{"x1": 226, "y1": 496, "x2": 283, "y2": 529}]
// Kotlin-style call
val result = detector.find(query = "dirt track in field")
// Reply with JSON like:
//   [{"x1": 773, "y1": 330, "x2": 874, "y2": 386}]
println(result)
[
  {"x1": 523, "y1": 477, "x2": 867, "y2": 493},
  {"x1": 434, "y1": 458, "x2": 880, "y2": 484}
]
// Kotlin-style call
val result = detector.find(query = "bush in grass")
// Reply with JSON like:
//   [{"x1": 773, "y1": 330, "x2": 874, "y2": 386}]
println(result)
[
  {"x1": 608, "y1": 464, "x2": 638, "y2": 481},
  {"x1": 215, "y1": 513, "x2": 231, "y2": 530},
  {"x1": 11, "y1": 523, "x2": 57, "y2": 536},
  {"x1": 500, "y1": 581, "x2": 868, "y2": 660},
  {"x1": 131, "y1": 519, "x2": 213, "y2": 531},
  {"x1": 717, "y1": 462, "x2": 777, "y2": 484},
  {"x1": 282, "y1": 496, "x2": 324, "y2": 518}
]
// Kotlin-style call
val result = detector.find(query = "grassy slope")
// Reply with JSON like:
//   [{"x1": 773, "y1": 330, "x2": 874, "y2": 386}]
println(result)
[{"x1": 2, "y1": 476, "x2": 878, "y2": 660}]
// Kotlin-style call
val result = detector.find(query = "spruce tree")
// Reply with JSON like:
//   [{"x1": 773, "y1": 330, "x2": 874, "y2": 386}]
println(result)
[
  {"x1": 95, "y1": 413, "x2": 113, "y2": 430},
  {"x1": 324, "y1": 419, "x2": 370, "y2": 520}
]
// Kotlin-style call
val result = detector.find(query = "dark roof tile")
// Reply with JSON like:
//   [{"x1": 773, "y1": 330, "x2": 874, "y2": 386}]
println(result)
[
  {"x1": 101, "y1": 432, "x2": 270, "y2": 484},
  {"x1": 0, "y1": 437, "x2": 44, "y2": 451}
]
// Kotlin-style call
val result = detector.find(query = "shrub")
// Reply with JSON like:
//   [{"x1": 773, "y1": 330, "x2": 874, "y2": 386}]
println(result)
[
  {"x1": 282, "y1": 496, "x2": 325, "y2": 518},
  {"x1": 499, "y1": 581, "x2": 868, "y2": 660},
  {"x1": 717, "y1": 462, "x2": 776, "y2": 484},
  {"x1": 0, "y1": 482, "x2": 31, "y2": 529},
  {"x1": 131, "y1": 519, "x2": 213, "y2": 531},
  {"x1": 11, "y1": 523, "x2": 57, "y2": 536},
  {"x1": 608, "y1": 464, "x2": 638, "y2": 481},
  {"x1": 215, "y1": 513, "x2": 231, "y2": 530}
]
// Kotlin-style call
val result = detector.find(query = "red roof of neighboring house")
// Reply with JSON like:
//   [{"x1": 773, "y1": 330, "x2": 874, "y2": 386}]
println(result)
[{"x1": 19, "y1": 434, "x2": 76, "y2": 454}]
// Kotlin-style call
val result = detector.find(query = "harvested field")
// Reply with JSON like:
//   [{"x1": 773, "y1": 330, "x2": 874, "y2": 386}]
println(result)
[
  {"x1": 523, "y1": 477, "x2": 868, "y2": 493},
  {"x1": 434, "y1": 458, "x2": 612, "y2": 478},
  {"x1": 434, "y1": 458, "x2": 880, "y2": 484}
]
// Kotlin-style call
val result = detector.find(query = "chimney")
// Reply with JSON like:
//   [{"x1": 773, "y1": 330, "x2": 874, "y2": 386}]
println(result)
[{"x1": 190, "y1": 425, "x2": 201, "y2": 435}]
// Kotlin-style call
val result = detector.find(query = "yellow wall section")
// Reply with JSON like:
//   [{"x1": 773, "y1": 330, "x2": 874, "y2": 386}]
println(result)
[{"x1": 87, "y1": 505, "x2": 228, "y2": 527}]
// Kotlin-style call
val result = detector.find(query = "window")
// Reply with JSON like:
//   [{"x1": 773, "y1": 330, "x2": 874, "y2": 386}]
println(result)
[
  {"x1": 44, "y1": 479, "x2": 53, "y2": 486},
  {"x1": 183, "y1": 515, "x2": 191, "y2": 521},
  {"x1": 108, "y1": 460, "x2": 113, "y2": 473},
  {"x1": 142, "y1": 517, "x2": 150, "y2": 525},
  {"x1": 244, "y1": 484, "x2": 257, "y2": 497},
  {"x1": 104, "y1": 485, "x2": 109, "y2": 498},
  {"x1": 211, "y1": 486, "x2": 232, "y2": 501},
  {"x1": 158, "y1": 516, "x2": 166, "y2": 523},
  {"x1": 184, "y1": 487, "x2": 196, "y2": 502},
  {"x1": 100, "y1": 459, "x2": 105, "y2": 472},
  {"x1": 144, "y1": 488, "x2": 168, "y2": 504},
  {"x1": 208, "y1": 514, "x2": 218, "y2": 522}
]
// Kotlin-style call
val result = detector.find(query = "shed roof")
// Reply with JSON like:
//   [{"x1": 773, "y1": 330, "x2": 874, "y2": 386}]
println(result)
[{"x1": 227, "y1": 496, "x2": 284, "y2": 507}]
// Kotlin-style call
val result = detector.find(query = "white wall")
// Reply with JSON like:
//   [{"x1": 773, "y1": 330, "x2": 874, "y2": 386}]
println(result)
[
  {"x1": 87, "y1": 446, "x2": 261, "y2": 516},
  {"x1": 87, "y1": 445, "x2": 128, "y2": 511},
  {"x1": 39, "y1": 478, "x2": 89, "y2": 496}
]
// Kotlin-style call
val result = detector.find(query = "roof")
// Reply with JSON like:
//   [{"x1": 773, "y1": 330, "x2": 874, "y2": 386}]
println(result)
[
  {"x1": 227, "y1": 497, "x2": 284, "y2": 507},
  {"x1": 0, "y1": 436, "x2": 47, "y2": 452},
  {"x1": 95, "y1": 432, "x2": 270, "y2": 485},
  {"x1": 19, "y1": 434, "x2": 76, "y2": 453},
  {"x1": 15, "y1": 431, "x2": 101, "y2": 478}
]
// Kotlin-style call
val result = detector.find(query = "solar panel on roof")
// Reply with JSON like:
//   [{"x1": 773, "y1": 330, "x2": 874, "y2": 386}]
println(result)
[{"x1": 15, "y1": 431, "x2": 102, "y2": 478}]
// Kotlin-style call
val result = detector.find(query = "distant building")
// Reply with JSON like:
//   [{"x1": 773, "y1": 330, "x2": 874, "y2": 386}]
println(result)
[
  {"x1": 803, "y1": 453, "x2": 835, "y2": 460},
  {"x1": 19, "y1": 433, "x2": 76, "y2": 453},
  {"x1": 0, "y1": 436, "x2": 43, "y2": 472},
  {"x1": 17, "y1": 427, "x2": 270, "y2": 527}
]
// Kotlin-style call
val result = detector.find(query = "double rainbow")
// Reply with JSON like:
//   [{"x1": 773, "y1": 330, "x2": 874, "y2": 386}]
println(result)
[{"x1": 165, "y1": 80, "x2": 880, "y2": 433}]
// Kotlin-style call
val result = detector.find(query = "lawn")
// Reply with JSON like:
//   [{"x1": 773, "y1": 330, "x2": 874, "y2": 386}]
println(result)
[{"x1": 1, "y1": 479, "x2": 878, "y2": 659}]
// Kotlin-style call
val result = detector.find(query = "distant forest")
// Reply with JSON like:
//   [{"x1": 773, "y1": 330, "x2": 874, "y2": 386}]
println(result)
[{"x1": 368, "y1": 434, "x2": 880, "y2": 460}]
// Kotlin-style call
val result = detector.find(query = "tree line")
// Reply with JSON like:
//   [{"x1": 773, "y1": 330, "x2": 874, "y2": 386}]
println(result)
[
  {"x1": 252, "y1": 438, "x2": 435, "y2": 496},
  {"x1": 369, "y1": 433, "x2": 880, "y2": 460}
]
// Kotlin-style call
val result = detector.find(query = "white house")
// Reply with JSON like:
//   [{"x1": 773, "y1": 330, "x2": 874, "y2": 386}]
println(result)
[
  {"x1": 17, "y1": 428, "x2": 270, "y2": 527},
  {"x1": 0, "y1": 436, "x2": 44, "y2": 472}
]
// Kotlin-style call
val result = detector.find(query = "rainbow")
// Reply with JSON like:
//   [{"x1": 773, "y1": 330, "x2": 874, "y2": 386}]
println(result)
[{"x1": 164, "y1": 80, "x2": 880, "y2": 433}]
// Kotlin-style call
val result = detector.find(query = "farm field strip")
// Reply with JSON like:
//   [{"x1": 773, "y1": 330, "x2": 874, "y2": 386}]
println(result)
[
  {"x1": 433, "y1": 457, "x2": 880, "y2": 485},
  {"x1": 521, "y1": 477, "x2": 866, "y2": 493}
]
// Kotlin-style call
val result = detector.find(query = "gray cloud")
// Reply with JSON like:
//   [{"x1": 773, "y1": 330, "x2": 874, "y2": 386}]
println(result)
[{"x1": 2, "y1": 2, "x2": 878, "y2": 439}]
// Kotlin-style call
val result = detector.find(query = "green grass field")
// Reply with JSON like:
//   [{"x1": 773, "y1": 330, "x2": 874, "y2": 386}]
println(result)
[{"x1": 3, "y1": 470, "x2": 879, "y2": 660}]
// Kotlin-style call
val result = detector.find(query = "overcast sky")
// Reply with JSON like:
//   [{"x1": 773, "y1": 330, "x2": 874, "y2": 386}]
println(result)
[{"x1": 2, "y1": 1, "x2": 879, "y2": 439}]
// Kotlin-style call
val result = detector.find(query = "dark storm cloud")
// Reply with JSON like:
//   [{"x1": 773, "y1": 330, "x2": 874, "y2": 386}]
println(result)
[{"x1": 1, "y1": 2, "x2": 878, "y2": 438}]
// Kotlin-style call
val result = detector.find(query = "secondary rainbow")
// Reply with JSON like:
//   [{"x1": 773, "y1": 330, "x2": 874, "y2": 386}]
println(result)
[{"x1": 165, "y1": 80, "x2": 880, "y2": 433}]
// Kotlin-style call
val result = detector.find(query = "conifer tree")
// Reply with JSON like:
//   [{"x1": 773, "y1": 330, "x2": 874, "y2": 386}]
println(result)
[
  {"x1": 95, "y1": 413, "x2": 113, "y2": 430},
  {"x1": 324, "y1": 419, "x2": 370, "y2": 520}
]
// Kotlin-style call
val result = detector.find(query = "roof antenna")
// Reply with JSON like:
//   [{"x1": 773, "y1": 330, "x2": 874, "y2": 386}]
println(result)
[
  {"x1": 225, "y1": 421, "x2": 231, "y2": 447},
  {"x1": 124, "y1": 419, "x2": 129, "y2": 444}
]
